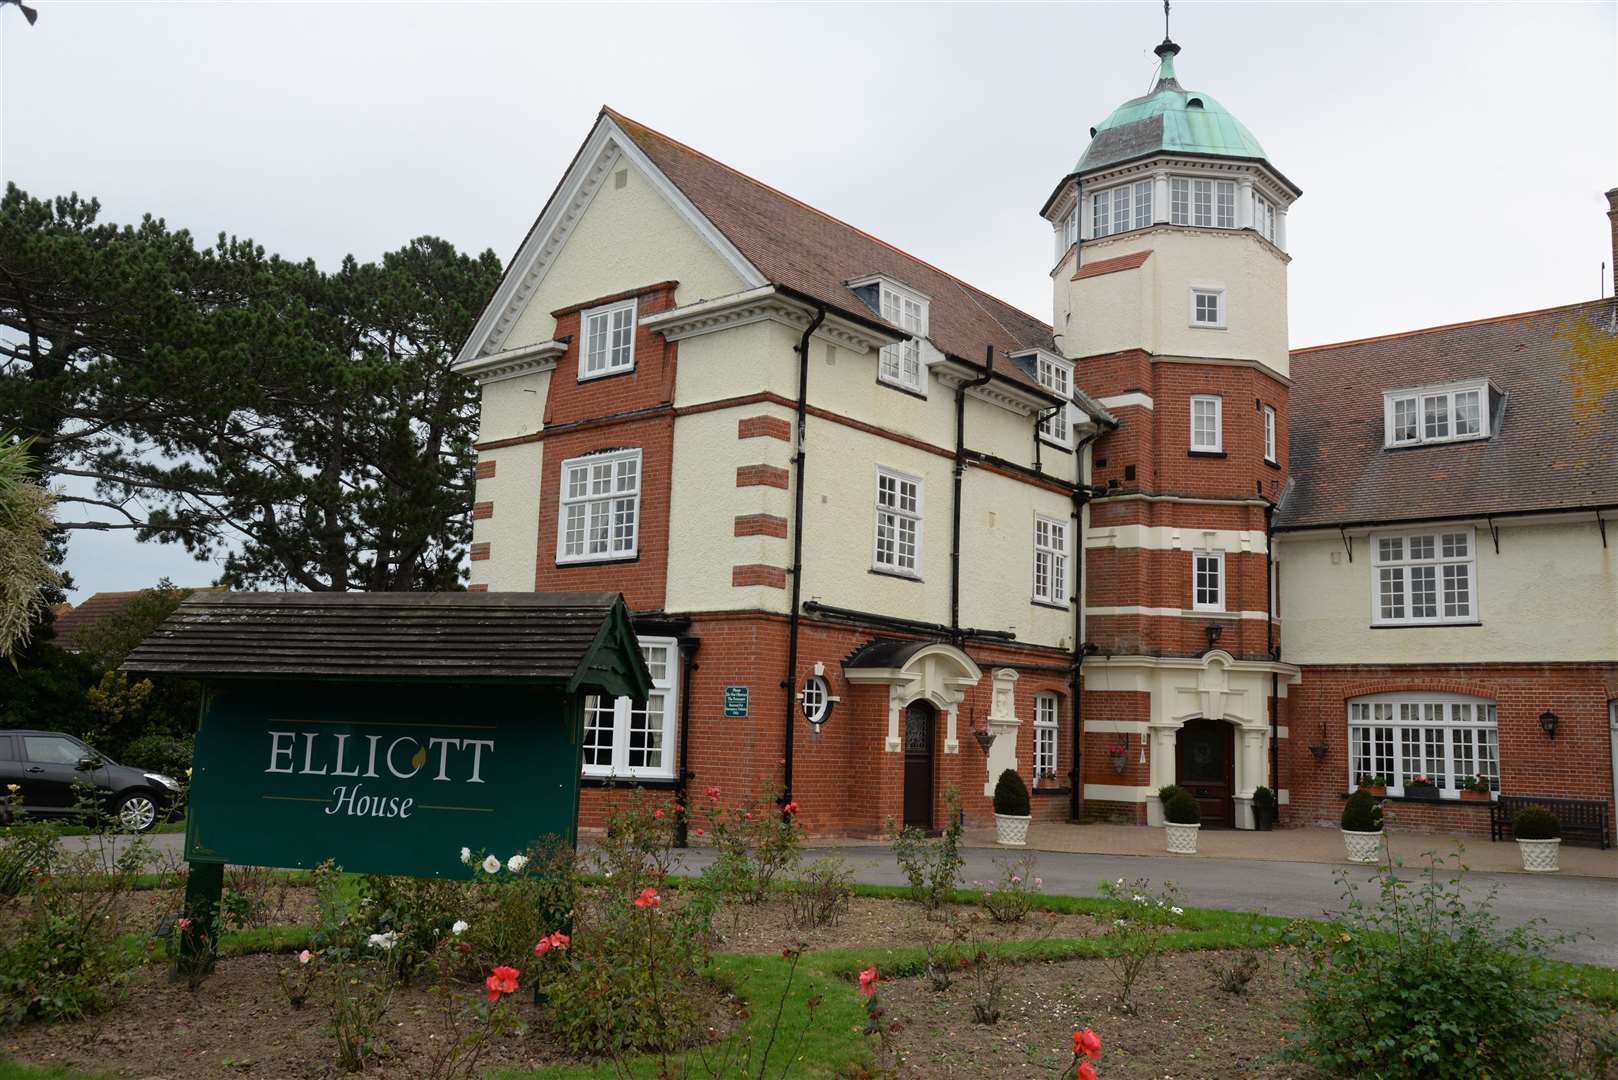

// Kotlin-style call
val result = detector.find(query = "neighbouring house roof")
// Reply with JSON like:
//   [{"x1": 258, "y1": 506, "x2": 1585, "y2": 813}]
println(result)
[
  {"x1": 50, "y1": 588, "x2": 222, "y2": 652},
  {"x1": 602, "y1": 109, "x2": 1068, "y2": 404},
  {"x1": 1276, "y1": 299, "x2": 1618, "y2": 530},
  {"x1": 122, "y1": 591, "x2": 652, "y2": 697}
]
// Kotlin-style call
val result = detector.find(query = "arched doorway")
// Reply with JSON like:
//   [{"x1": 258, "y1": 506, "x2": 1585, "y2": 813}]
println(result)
[
  {"x1": 1175, "y1": 718, "x2": 1234, "y2": 828},
  {"x1": 903, "y1": 700, "x2": 936, "y2": 829}
]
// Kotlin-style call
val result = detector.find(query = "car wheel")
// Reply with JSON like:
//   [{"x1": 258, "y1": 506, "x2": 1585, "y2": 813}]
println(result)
[{"x1": 115, "y1": 792, "x2": 158, "y2": 833}]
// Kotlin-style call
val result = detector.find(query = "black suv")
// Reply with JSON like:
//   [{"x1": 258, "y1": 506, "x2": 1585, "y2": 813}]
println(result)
[{"x1": 0, "y1": 730, "x2": 181, "y2": 832}]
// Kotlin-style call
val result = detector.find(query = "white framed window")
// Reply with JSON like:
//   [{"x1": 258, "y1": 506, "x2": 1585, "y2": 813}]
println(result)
[
  {"x1": 557, "y1": 448, "x2": 641, "y2": 563},
  {"x1": 1348, "y1": 693, "x2": 1499, "y2": 797},
  {"x1": 1064, "y1": 206, "x2": 1078, "y2": 250},
  {"x1": 1033, "y1": 693, "x2": 1059, "y2": 779},
  {"x1": 877, "y1": 285, "x2": 927, "y2": 394},
  {"x1": 1371, "y1": 527, "x2": 1476, "y2": 626},
  {"x1": 1192, "y1": 550, "x2": 1225, "y2": 612},
  {"x1": 1090, "y1": 179, "x2": 1154, "y2": 238},
  {"x1": 873, "y1": 467, "x2": 922, "y2": 576},
  {"x1": 1383, "y1": 380, "x2": 1492, "y2": 448},
  {"x1": 1263, "y1": 405, "x2": 1277, "y2": 463},
  {"x1": 583, "y1": 636, "x2": 679, "y2": 779},
  {"x1": 1190, "y1": 395, "x2": 1223, "y2": 452},
  {"x1": 1190, "y1": 287, "x2": 1226, "y2": 329},
  {"x1": 1253, "y1": 192, "x2": 1277, "y2": 243},
  {"x1": 579, "y1": 298, "x2": 636, "y2": 380},
  {"x1": 1035, "y1": 354, "x2": 1074, "y2": 447},
  {"x1": 1169, "y1": 177, "x2": 1235, "y2": 229},
  {"x1": 800, "y1": 675, "x2": 830, "y2": 725},
  {"x1": 1033, "y1": 513, "x2": 1069, "y2": 606}
]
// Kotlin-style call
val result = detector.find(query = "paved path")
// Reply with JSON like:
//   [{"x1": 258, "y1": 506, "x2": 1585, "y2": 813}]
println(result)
[{"x1": 88, "y1": 831, "x2": 1618, "y2": 966}]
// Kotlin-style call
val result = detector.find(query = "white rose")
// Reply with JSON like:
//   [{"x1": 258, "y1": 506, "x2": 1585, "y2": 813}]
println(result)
[
  {"x1": 367, "y1": 931, "x2": 397, "y2": 951},
  {"x1": 507, "y1": 854, "x2": 529, "y2": 873},
  {"x1": 451, "y1": 920, "x2": 469, "y2": 935},
  {"x1": 460, "y1": 847, "x2": 472, "y2": 865},
  {"x1": 1170, "y1": 906, "x2": 1184, "y2": 915},
  {"x1": 481, "y1": 854, "x2": 501, "y2": 875}
]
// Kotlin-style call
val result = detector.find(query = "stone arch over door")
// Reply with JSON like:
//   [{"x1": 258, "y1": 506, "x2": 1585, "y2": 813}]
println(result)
[{"x1": 843, "y1": 639, "x2": 984, "y2": 757}]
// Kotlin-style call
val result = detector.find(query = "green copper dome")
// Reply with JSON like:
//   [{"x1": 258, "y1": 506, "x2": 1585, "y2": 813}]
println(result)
[{"x1": 1075, "y1": 42, "x2": 1270, "y2": 176}]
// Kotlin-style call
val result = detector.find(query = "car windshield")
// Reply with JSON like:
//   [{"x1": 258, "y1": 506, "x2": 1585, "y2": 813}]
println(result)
[{"x1": 23, "y1": 736, "x2": 89, "y2": 766}]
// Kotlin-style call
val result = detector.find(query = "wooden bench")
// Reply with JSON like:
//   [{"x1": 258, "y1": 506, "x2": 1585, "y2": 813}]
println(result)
[{"x1": 1490, "y1": 796, "x2": 1610, "y2": 849}]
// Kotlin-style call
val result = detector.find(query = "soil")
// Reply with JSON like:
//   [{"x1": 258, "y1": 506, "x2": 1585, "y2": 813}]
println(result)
[
  {"x1": 879, "y1": 950, "x2": 1314, "y2": 1079},
  {"x1": 710, "y1": 895, "x2": 1103, "y2": 956}
]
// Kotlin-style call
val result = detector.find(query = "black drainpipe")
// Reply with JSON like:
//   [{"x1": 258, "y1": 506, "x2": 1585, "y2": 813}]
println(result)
[
  {"x1": 1265, "y1": 500, "x2": 1280, "y2": 818},
  {"x1": 1069, "y1": 429, "x2": 1103, "y2": 822},
  {"x1": 952, "y1": 346, "x2": 996, "y2": 641},
  {"x1": 673, "y1": 634, "x2": 699, "y2": 847},
  {"x1": 780, "y1": 305, "x2": 827, "y2": 815}
]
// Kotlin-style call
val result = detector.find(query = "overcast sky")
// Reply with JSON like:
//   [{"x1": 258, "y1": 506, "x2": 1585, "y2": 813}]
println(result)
[{"x1": 3, "y1": 1, "x2": 1614, "y2": 601}]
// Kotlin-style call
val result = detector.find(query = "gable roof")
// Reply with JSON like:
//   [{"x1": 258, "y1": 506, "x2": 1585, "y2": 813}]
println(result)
[
  {"x1": 50, "y1": 588, "x2": 222, "y2": 651},
  {"x1": 459, "y1": 108, "x2": 1073, "y2": 407},
  {"x1": 1276, "y1": 299, "x2": 1618, "y2": 530}
]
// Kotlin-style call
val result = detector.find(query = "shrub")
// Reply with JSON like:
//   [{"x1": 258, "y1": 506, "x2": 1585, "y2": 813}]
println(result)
[
  {"x1": 355, "y1": 870, "x2": 465, "y2": 984},
  {"x1": 1156, "y1": 784, "x2": 1187, "y2": 806},
  {"x1": 1163, "y1": 790, "x2": 1200, "y2": 825},
  {"x1": 1512, "y1": 804, "x2": 1560, "y2": 840},
  {"x1": 890, "y1": 788, "x2": 963, "y2": 911},
  {"x1": 1458, "y1": 774, "x2": 1492, "y2": 794},
  {"x1": 977, "y1": 856, "x2": 1042, "y2": 924},
  {"x1": 1252, "y1": 785, "x2": 1276, "y2": 809},
  {"x1": 699, "y1": 785, "x2": 803, "y2": 905},
  {"x1": 460, "y1": 839, "x2": 577, "y2": 975},
  {"x1": 1340, "y1": 789, "x2": 1382, "y2": 832},
  {"x1": 1286, "y1": 852, "x2": 1576, "y2": 1078},
  {"x1": 121, "y1": 733, "x2": 193, "y2": 778},
  {"x1": 992, "y1": 770, "x2": 1029, "y2": 816},
  {"x1": 1097, "y1": 876, "x2": 1184, "y2": 1014},
  {"x1": 786, "y1": 856, "x2": 853, "y2": 929}
]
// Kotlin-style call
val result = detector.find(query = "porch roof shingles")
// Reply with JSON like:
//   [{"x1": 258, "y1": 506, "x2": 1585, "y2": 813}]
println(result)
[{"x1": 1276, "y1": 300, "x2": 1618, "y2": 530}]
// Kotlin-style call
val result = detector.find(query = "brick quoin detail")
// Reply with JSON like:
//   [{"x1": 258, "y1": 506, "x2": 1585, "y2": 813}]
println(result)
[
  {"x1": 475, "y1": 460, "x2": 497, "y2": 480},
  {"x1": 734, "y1": 514, "x2": 789, "y2": 538},
  {"x1": 738, "y1": 415, "x2": 791, "y2": 441},
  {"x1": 732, "y1": 564, "x2": 788, "y2": 589},
  {"x1": 472, "y1": 501, "x2": 494, "y2": 520},
  {"x1": 736, "y1": 464, "x2": 789, "y2": 489},
  {"x1": 469, "y1": 542, "x2": 491, "y2": 562},
  {"x1": 467, "y1": 584, "x2": 489, "y2": 593}
]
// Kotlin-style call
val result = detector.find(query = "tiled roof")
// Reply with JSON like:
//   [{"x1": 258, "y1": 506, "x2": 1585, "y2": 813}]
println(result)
[
  {"x1": 606, "y1": 109, "x2": 1060, "y2": 397},
  {"x1": 50, "y1": 588, "x2": 221, "y2": 650},
  {"x1": 1073, "y1": 250, "x2": 1152, "y2": 281},
  {"x1": 1277, "y1": 300, "x2": 1618, "y2": 530}
]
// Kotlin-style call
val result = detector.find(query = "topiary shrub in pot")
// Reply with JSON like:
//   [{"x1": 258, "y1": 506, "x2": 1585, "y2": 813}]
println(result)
[
  {"x1": 1162, "y1": 789, "x2": 1201, "y2": 854},
  {"x1": 1511, "y1": 805, "x2": 1560, "y2": 873},
  {"x1": 1251, "y1": 785, "x2": 1277, "y2": 831},
  {"x1": 992, "y1": 769, "x2": 1031, "y2": 847},
  {"x1": 1340, "y1": 789, "x2": 1384, "y2": 864}
]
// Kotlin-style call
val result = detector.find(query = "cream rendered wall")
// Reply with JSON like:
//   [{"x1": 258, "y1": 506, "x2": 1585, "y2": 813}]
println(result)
[
  {"x1": 957, "y1": 469, "x2": 1076, "y2": 647},
  {"x1": 672, "y1": 319, "x2": 802, "y2": 409},
  {"x1": 1063, "y1": 227, "x2": 1290, "y2": 379},
  {"x1": 503, "y1": 156, "x2": 746, "y2": 350},
  {"x1": 470, "y1": 368, "x2": 551, "y2": 593},
  {"x1": 1278, "y1": 517, "x2": 1618, "y2": 665}
]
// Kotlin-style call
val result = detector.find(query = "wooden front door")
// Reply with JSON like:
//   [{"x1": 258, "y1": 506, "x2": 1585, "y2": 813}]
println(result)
[
  {"x1": 1175, "y1": 718, "x2": 1234, "y2": 828},
  {"x1": 903, "y1": 700, "x2": 935, "y2": 829}
]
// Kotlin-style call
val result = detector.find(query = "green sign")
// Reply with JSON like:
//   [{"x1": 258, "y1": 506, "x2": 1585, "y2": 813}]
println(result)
[
  {"x1": 723, "y1": 685, "x2": 749, "y2": 718},
  {"x1": 186, "y1": 680, "x2": 582, "y2": 879}
]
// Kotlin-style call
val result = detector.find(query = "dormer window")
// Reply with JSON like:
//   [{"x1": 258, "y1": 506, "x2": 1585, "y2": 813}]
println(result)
[
  {"x1": 1383, "y1": 380, "x2": 1494, "y2": 448},
  {"x1": 849, "y1": 276, "x2": 929, "y2": 396},
  {"x1": 1034, "y1": 353, "x2": 1075, "y2": 447}
]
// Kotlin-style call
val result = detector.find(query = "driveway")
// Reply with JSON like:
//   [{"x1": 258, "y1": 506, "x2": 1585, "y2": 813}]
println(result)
[{"x1": 75, "y1": 831, "x2": 1618, "y2": 966}]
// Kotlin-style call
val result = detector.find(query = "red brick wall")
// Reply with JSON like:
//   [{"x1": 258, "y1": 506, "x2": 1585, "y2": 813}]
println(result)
[{"x1": 1280, "y1": 662, "x2": 1618, "y2": 837}]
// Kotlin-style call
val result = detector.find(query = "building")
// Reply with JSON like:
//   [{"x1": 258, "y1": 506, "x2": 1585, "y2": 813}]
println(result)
[{"x1": 455, "y1": 31, "x2": 1617, "y2": 836}]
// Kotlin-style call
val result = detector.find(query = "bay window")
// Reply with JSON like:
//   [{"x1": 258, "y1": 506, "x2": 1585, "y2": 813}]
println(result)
[
  {"x1": 1372, "y1": 528, "x2": 1476, "y2": 626},
  {"x1": 1348, "y1": 693, "x2": 1499, "y2": 796},
  {"x1": 583, "y1": 637, "x2": 679, "y2": 779}
]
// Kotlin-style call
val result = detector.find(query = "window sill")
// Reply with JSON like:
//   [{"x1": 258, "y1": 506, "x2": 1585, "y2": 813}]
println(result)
[
  {"x1": 1338, "y1": 791, "x2": 1494, "y2": 806},
  {"x1": 577, "y1": 365, "x2": 636, "y2": 384},
  {"x1": 1188, "y1": 324, "x2": 1228, "y2": 331},
  {"x1": 870, "y1": 567, "x2": 923, "y2": 583},
  {"x1": 1031, "y1": 786, "x2": 1072, "y2": 797},
  {"x1": 557, "y1": 553, "x2": 640, "y2": 568},
  {"x1": 1189, "y1": 608, "x2": 1235, "y2": 618},
  {"x1": 1368, "y1": 621, "x2": 1481, "y2": 629},
  {"x1": 876, "y1": 377, "x2": 929, "y2": 402},
  {"x1": 582, "y1": 775, "x2": 678, "y2": 789},
  {"x1": 1038, "y1": 436, "x2": 1074, "y2": 455},
  {"x1": 1262, "y1": 457, "x2": 1280, "y2": 470},
  {"x1": 1031, "y1": 598, "x2": 1071, "y2": 611},
  {"x1": 1187, "y1": 449, "x2": 1226, "y2": 459}
]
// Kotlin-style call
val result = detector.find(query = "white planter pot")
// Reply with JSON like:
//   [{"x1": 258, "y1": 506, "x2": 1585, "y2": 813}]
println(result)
[
  {"x1": 1341, "y1": 828, "x2": 1384, "y2": 864},
  {"x1": 994, "y1": 813, "x2": 1031, "y2": 847},
  {"x1": 1517, "y1": 837, "x2": 1561, "y2": 873},
  {"x1": 1164, "y1": 821, "x2": 1200, "y2": 854}
]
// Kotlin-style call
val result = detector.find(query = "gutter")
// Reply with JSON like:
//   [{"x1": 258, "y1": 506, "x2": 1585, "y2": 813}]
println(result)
[
  {"x1": 1271, "y1": 503, "x2": 1618, "y2": 534},
  {"x1": 952, "y1": 347, "x2": 996, "y2": 639},
  {"x1": 780, "y1": 304, "x2": 827, "y2": 816}
]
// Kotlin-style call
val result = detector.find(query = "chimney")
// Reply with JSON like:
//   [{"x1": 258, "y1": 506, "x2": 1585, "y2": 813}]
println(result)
[{"x1": 1607, "y1": 187, "x2": 1618, "y2": 298}]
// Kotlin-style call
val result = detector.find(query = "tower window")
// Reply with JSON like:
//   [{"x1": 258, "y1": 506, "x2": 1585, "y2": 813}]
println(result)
[
  {"x1": 1263, "y1": 405, "x2": 1277, "y2": 464},
  {"x1": 1192, "y1": 550, "x2": 1225, "y2": 612},
  {"x1": 1091, "y1": 180, "x2": 1154, "y2": 238},
  {"x1": 1189, "y1": 287, "x2": 1226, "y2": 329},
  {"x1": 1170, "y1": 177, "x2": 1236, "y2": 229},
  {"x1": 1190, "y1": 395, "x2": 1223, "y2": 452}
]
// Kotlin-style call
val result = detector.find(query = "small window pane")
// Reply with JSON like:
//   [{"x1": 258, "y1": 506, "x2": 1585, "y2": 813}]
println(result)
[
  {"x1": 1134, "y1": 180, "x2": 1153, "y2": 228},
  {"x1": 1216, "y1": 181, "x2": 1235, "y2": 228},
  {"x1": 1454, "y1": 390, "x2": 1481, "y2": 436},
  {"x1": 1423, "y1": 394, "x2": 1450, "y2": 439},
  {"x1": 1171, "y1": 178, "x2": 1190, "y2": 225}
]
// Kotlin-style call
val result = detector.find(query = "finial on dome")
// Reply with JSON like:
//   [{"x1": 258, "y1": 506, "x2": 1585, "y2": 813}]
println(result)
[{"x1": 1154, "y1": 0, "x2": 1181, "y2": 82}]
